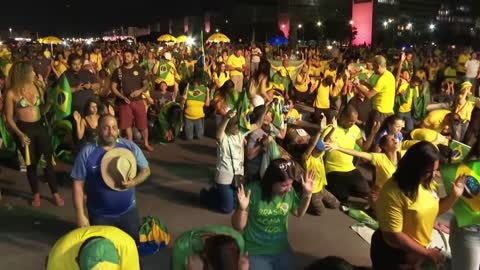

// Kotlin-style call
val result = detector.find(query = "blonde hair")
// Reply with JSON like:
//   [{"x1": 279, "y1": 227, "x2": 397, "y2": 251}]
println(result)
[{"x1": 7, "y1": 61, "x2": 34, "y2": 92}]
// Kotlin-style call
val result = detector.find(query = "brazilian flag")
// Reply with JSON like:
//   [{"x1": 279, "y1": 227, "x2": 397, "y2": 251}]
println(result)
[
  {"x1": 271, "y1": 98, "x2": 286, "y2": 130},
  {"x1": 156, "y1": 58, "x2": 173, "y2": 81},
  {"x1": 49, "y1": 74, "x2": 72, "y2": 121},
  {"x1": 236, "y1": 89, "x2": 252, "y2": 133},
  {"x1": 187, "y1": 84, "x2": 207, "y2": 102},
  {"x1": 138, "y1": 216, "x2": 170, "y2": 256},
  {"x1": 441, "y1": 161, "x2": 480, "y2": 227},
  {"x1": 0, "y1": 115, "x2": 15, "y2": 151},
  {"x1": 172, "y1": 226, "x2": 244, "y2": 270}
]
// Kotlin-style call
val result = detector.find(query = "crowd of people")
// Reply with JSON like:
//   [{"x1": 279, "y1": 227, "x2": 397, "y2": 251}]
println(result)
[{"x1": 0, "y1": 38, "x2": 480, "y2": 270}]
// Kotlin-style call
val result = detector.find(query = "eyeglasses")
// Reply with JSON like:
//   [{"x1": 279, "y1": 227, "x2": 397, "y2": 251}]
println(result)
[{"x1": 278, "y1": 160, "x2": 294, "y2": 171}]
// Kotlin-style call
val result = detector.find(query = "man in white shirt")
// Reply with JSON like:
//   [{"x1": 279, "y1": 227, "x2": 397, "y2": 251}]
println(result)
[
  {"x1": 251, "y1": 44, "x2": 262, "y2": 75},
  {"x1": 465, "y1": 52, "x2": 480, "y2": 96}
]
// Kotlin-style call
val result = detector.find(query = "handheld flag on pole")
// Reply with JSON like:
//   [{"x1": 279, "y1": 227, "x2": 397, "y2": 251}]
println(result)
[
  {"x1": 49, "y1": 74, "x2": 72, "y2": 121},
  {"x1": 200, "y1": 30, "x2": 206, "y2": 71}
]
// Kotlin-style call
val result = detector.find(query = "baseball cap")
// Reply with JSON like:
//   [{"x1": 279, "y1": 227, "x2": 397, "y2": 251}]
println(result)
[{"x1": 78, "y1": 238, "x2": 120, "y2": 270}]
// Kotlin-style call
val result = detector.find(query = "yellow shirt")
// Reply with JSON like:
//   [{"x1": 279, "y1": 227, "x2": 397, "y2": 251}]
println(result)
[
  {"x1": 185, "y1": 100, "x2": 205, "y2": 120},
  {"x1": 54, "y1": 61, "x2": 68, "y2": 77},
  {"x1": 314, "y1": 84, "x2": 330, "y2": 109},
  {"x1": 455, "y1": 101, "x2": 475, "y2": 122},
  {"x1": 332, "y1": 78, "x2": 344, "y2": 98},
  {"x1": 423, "y1": 109, "x2": 451, "y2": 132},
  {"x1": 373, "y1": 70, "x2": 396, "y2": 113},
  {"x1": 377, "y1": 179, "x2": 439, "y2": 247},
  {"x1": 213, "y1": 72, "x2": 230, "y2": 88},
  {"x1": 457, "y1": 54, "x2": 469, "y2": 73},
  {"x1": 47, "y1": 226, "x2": 140, "y2": 270},
  {"x1": 90, "y1": 53, "x2": 103, "y2": 71},
  {"x1": 305, "y1": 154, "x2": 327, "y2": 193},
  {"x1": 227, "y1": 55, "x2": 245, "y2": 77},
  {"x1": 324, "y1": 69, "x2": 337, "y2": 81},
  {"x1": 323, "y1": 125, "x2": 362, "y2": 173},
  {"x1": 398, "y1": 83, "x2": 418, "y2": 113},
  {"x1": 415, "y1": 70, "x2": 426, "y2": 81},
  {"x1": 428, "y1": 66, "x2": 438, "y2": 81},
  {"x1": 155, "y1": 61, "x2": 178, "y2": 86},
  {"x1": 295, "y1": 73, "x2": 309, "y2": 92},
  {"x1": 286, "y1": 108, "x2": 301, "y2": 123},
  {"x1": 370, "y1": 153, "x2": 397, "y2": 189}
]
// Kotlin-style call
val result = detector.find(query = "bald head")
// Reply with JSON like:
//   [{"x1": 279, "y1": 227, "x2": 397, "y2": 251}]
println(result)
[{"x1": 98, "y1": 114, "x2": 119, "y2": 146}]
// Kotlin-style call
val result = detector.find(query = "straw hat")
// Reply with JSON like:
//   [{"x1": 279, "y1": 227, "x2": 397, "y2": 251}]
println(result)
[{"x1": 100, "y1": 148, "x2": 137, "y2": 191}]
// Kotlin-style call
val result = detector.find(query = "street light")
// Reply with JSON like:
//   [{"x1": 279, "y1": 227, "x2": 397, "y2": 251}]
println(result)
[
  {"x1": 9, "y1": 28, "x2": 12, "y2": 37},
  {"x1": 298, "y1": 24, "x2": 302, "y2": 29},
  {"x1": 383, "y1": 21, "x2": 389, "y2": 28},
  {"x1": 429, "y1": 24, "x2": 436, "y2": 31},
  {"x1": 349, "y1": 20, "x2": 354, "y2": 25},
  {"x1": 316, "y1": 21, "x2": 322, "y2": 27},
  {"x1": 215, "y1": 28, "x2": 219, "y2": 33},
  {"x1": 406, "y1": 23, "x2": 412, "y2": 30},
  {"x1": 281, "y1": 24, "x2": 286, "y2": 29}
]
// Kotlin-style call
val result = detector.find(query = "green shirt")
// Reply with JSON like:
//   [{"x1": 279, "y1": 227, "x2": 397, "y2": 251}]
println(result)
[{"x1": 243, "y1": 181, "x2": 300, "y2": 256}]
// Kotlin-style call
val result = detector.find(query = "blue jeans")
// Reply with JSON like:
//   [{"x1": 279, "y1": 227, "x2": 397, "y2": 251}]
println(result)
[
  {"x1": 200, "y1": 184, "x2": 236, "y2": 214},
  {"x1": 397, "y1": 111, "x2": 414, "y2": 132},
  {"x1": 449, "y1": 219, "x2": 480, "y2": 270},
  {"x1": 249, "y1": 250, "x2": 293, "y2": 270},
  {"x1": 184, "y1": 118, "x2": 204, "y2": 140},
  {"x1": 89, "y1": 205, "x2": 140, "y2": 243}
]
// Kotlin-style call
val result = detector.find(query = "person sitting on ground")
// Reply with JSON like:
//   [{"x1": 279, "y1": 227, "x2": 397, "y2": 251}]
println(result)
[
  {"x1": 73, "y1": 98, "x2": 100, "y2": 147},
  {"x1": 322, "y1": 106, "x2": 376, "y2": 204},
  {"x1": 284, "y1": 98, "x2": 301, "y2": 125},
  {"x1": 325, "y1": 126, "x2": 401, "y2": 209},
  {"x1": 245, "y1": 105, "x2": 287, "y2": 182},
  {"x1": 302, "y1": 125, "x2": 340, "y2": 215},
  {"x1": 232, "y1": 159, "x2": 314, "y2": 270},
  {"x1": 172, "y1": 226, "x2": 249, "y2": 270},
  {"x1": 46, "y1": 225, "x2": 140, "y2": 270}
]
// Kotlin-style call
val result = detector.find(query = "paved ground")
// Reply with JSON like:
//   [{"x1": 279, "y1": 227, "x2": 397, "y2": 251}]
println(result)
[{"x1": 0, "y1": 123, "x2": 372, "y2": 269}]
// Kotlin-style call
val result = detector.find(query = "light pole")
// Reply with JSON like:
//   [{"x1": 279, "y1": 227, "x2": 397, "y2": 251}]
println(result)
[{"x1": 9, "y1": 28, "x2": 12, "y2": 38}]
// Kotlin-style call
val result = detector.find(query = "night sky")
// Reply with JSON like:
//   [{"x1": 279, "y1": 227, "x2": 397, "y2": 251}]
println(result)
[{"x1": 1, "y1": 0, "x2": 233, "y2": 36}]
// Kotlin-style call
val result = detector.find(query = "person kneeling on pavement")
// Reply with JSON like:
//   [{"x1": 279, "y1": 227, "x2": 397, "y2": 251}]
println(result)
[
  {"x1": 46, "y1": 225, "x2": 140, "y2": 270},
  {"x1": 302, "y1": 126, "x2": 340, "y2": 215}
]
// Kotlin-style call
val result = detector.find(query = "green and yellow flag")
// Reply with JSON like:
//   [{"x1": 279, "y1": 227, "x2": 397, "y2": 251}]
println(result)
[
  {"x1": 187, "y1": 84, "x2": 207, "y2": 102},
  {"x1": 49, "y1": 74, "x2": 72, "y2": 121},
  {"x1": 236, "y1": 89, "x2": 252, "y2": 133},
  {"x1": 156, "y1": 58, "x2": 173, "y2": 80},
  {"x1": 441, "y1": 161, "x2": 480, "y2": 227}
]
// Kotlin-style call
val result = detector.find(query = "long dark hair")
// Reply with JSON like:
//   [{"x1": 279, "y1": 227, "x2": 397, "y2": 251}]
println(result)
[
  {"x1": 261, "y1": 158, "x2": 296, "y2": 202},
  {"x1": 393, "y1": 141, "x2": 439, "y2": 200},
  {"x1": 215, "y1": 62, "x2": 228, "y2": 79},
  {"x1": 253, "y1": 58, "x2": 271, "y2": 85},
  {"x1": 203, "y1": 235, "x2": 240, "y2": 270}
]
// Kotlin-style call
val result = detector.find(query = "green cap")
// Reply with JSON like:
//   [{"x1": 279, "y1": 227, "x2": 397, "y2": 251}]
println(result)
[{"x1": 79, "y1": 238, "x2": 120, "y2": 270}]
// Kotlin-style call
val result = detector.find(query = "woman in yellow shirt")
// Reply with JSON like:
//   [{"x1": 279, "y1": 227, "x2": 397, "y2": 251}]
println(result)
[
  {"x1": 294, "y1": 65, "x2": 310, "y2": 102},
  {"x1": 325, "y1": 132, "x2": 399, "y2": 208},
  {"x1": 213, "y1": 62, "x2": 230, "y2": 90},
  {"x1": 371, "y1": 141, "x2": 466, "y2": 270}
]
